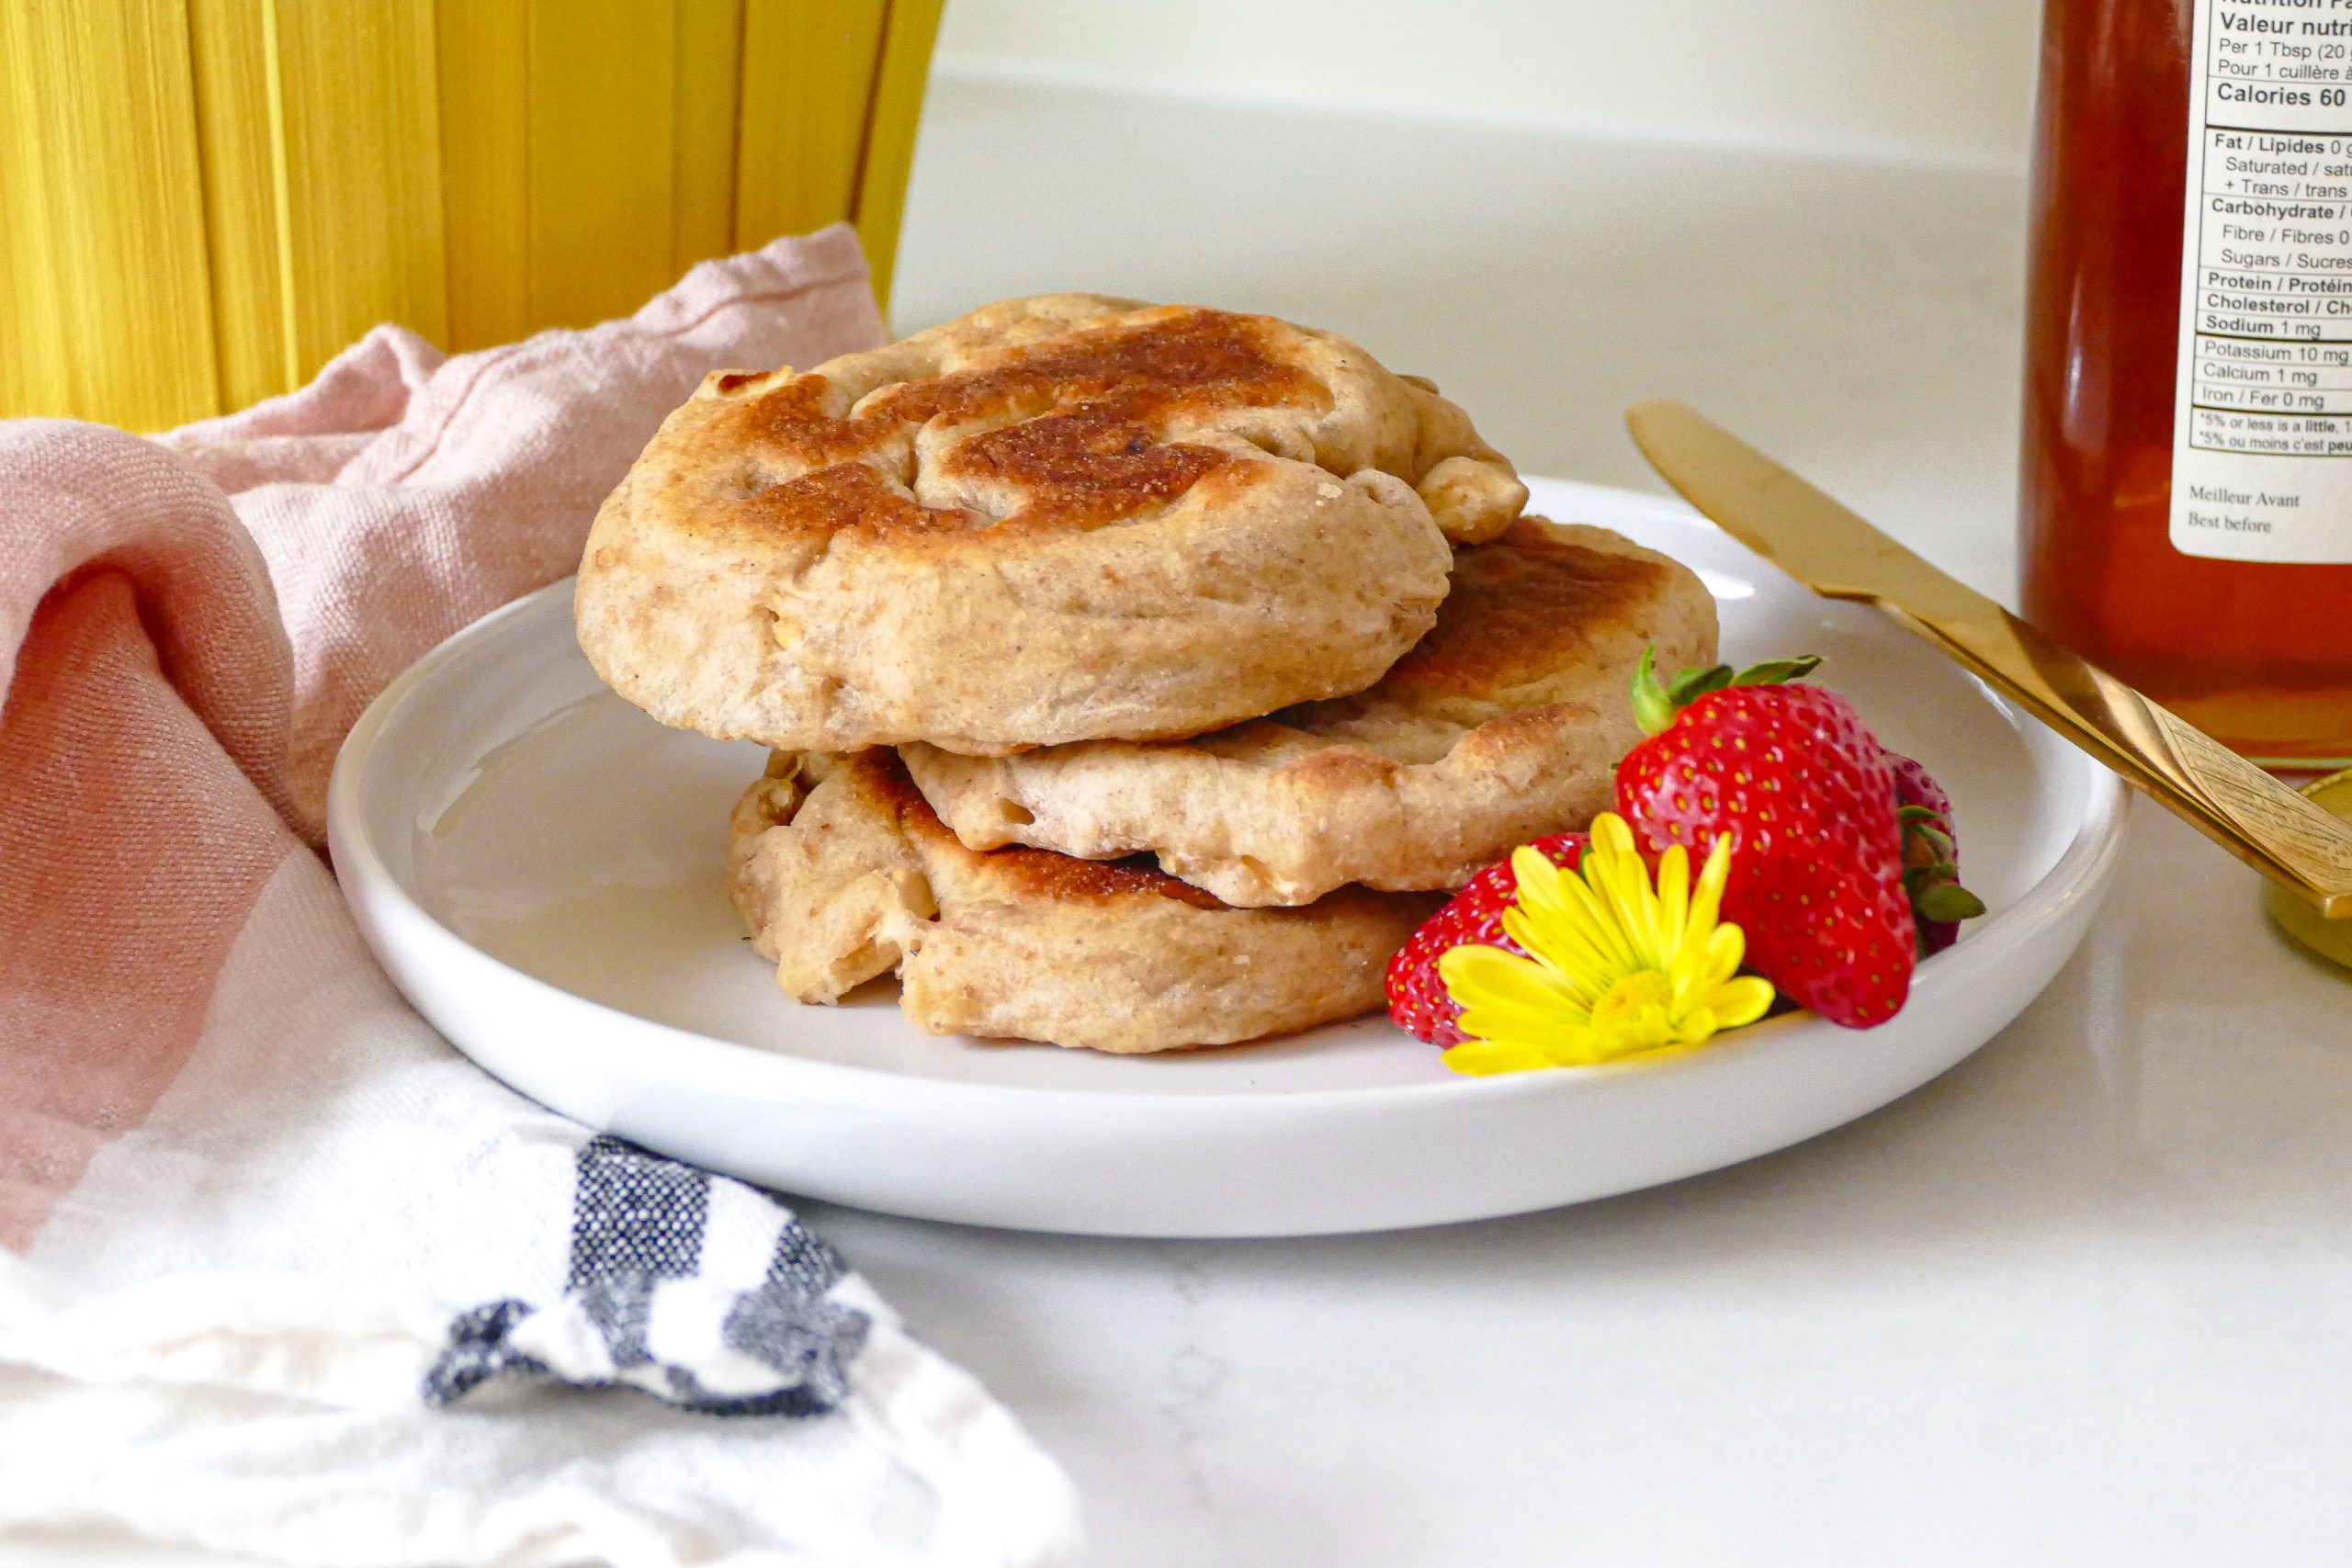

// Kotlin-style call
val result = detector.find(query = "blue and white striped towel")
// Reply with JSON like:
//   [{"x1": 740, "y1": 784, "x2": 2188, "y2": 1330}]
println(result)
[{"x1": 423, "y1": 1135, "x2": 874, "y2": 1416}]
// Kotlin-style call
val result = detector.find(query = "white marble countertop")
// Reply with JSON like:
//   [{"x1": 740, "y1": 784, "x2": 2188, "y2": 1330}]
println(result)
[{"x1": 16, "y1": 72, "x2": 2352, "y2": 1568}]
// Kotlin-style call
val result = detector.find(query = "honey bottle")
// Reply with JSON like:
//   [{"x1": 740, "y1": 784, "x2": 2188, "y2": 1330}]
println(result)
[{"x1": 2021, "y1": 0, "x2": 2352, "y2": 765}]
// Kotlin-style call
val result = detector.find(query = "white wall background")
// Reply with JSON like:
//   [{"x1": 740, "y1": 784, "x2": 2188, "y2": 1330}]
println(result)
[{"x1": 933, "y1": 0, "x2": 2044, "y2": 170}]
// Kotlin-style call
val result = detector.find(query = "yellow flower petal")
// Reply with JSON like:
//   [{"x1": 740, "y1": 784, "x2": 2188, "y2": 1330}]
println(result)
[
  {"x1": 1551, "y1": 860, "x2": 1640, "y2": 973},
  {"x1": 1497, "y1": 908, "x2": 1610, "y2": 1006},
  {"x1": 1439, "y1": 944, "x2": 1583, "y2": 1011},
  {"x1": 1699, "y1": 922, "x2": 1746, "y2": 986},
  {"x1": 1654, "y1": 844, "x2": 1690, "y2": 957},
  {"x1": 1710, "y1": 975, "x2": 1776, "y2": 1029},
  {"x1": 1689, "y1": 834, "x2": 1733, "y2": 935},
  {"x1": 1591, "y1": 812, "x2": 1637, "y2": 858},
  {"x1": 1442, "y1": 1037, "x2": 1551, "y2": 1076}
]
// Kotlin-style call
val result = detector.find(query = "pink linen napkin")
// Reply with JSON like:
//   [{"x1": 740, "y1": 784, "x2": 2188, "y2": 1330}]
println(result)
[{"x1": 0, "y1": 228, "x2": 1078, "y2": 1567}]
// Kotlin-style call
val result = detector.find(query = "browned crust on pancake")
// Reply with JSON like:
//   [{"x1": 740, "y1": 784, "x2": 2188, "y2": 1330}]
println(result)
[
  {"x1": 1375, "y1": 517, "x2": 1689, "y2": 697},
  {"x1": 726, "y1": 750, "x2": 1438, "y2": 1052},
  {"x1": 728, "y1": 308, "x2": 1331, "y2": 536},
  {"x1": 862, "y1": 751, "x2": 1227, "y2": 910},
  {"x1": 574, "y1": 293, "x2": 1530, "y2": 754},
  {"x1": 903, "y1": 520, "x2": 1719, "y2": 907}
]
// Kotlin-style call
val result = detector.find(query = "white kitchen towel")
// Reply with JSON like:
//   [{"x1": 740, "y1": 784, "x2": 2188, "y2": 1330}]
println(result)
[{"x1": 0, "y1": 227, "x2": 1080, "y2": 1567}]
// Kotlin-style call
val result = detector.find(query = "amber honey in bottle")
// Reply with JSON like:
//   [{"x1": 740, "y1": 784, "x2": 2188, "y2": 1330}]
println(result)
[{"x1": 2022, "y1": 0, "x2": 2352, "y2": 765}]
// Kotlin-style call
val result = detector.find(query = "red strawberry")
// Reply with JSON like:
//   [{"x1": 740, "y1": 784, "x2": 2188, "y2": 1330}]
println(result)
[
  {"x1": 1386, "y1": 833, "x2": 1588, "y2": 1045},
  {"x1": 1614, "y1": 651, "x2": 1915, "y2": 1028},
  {"x1": 1885, "y1": 750, "x2": 1984, "y2": 956},
  {"x1": 1886, "y1": 750, "x2": 1951, "y2": 832}
]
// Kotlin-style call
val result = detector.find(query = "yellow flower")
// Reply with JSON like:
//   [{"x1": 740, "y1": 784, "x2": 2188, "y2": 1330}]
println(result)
[{"x1": 1438, "y1": 813, "x2": 1774, "y2": 1076}]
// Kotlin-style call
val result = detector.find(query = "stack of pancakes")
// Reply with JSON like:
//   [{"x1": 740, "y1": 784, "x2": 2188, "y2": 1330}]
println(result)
[{"x1": 576, "y1": 295, "x2": 1716, "y2": 1054}]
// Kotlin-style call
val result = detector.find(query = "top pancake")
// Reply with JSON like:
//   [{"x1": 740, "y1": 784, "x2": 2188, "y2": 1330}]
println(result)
[
  {"x1": 902, "y1": 518, "x2": 1717, "y2": 906},
  {"x1": 575, "y1": 293, "x2": 1529, "y2": 755}
]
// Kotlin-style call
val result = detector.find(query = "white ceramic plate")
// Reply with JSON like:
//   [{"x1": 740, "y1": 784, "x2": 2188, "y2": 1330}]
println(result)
[{"x1": 330, "y1": 478, "x2": 2127, "y2": 1238}]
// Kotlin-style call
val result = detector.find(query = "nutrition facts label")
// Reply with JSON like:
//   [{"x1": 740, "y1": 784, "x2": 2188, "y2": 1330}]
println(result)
[{"x1": 2172, "y1": 0, "x2": 2352, "y2": 560}]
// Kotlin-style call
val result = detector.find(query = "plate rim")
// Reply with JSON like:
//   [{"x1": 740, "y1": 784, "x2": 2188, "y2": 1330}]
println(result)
[{"x1": 328, "y1": 484, "x2": 2131, "y2": 1119}]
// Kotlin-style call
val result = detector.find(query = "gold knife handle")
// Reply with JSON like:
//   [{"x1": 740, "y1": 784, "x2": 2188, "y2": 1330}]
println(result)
[{"x1": 1878, "y1": 599, "x2": 2352, "y2": 917}]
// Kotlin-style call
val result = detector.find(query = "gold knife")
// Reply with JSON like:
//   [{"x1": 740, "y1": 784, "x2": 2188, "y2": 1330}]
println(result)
[{"x1": 1624, "y1": 398, "x2": 2352, "y2": 919}]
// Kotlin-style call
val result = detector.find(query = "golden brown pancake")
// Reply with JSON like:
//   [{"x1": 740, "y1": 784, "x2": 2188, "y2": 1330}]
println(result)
[
  {"x1": 577, "y1": 294, "x2": 1527, "y2": 756},
  {"x1": 901, "y1": 519, "x2": 1716, "y2": 906},
  {"x1": 727, "y1": 750, "x2": 1441, "y2": 1053}
]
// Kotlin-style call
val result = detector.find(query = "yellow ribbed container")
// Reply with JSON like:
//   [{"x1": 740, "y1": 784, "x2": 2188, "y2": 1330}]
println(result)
[{"x1": 0, "y1": 0, "x2": 943, "y2": 432}]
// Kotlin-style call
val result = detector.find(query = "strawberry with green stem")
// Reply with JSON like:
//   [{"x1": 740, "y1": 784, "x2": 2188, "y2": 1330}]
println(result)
[
  {"x1": 1615, "y1": 649, "x2": 1949, "y2": 1028},
  {"x1": 1887, "y1": 751, "x2": 1983, "y2": 955},
  {"x1": 1388, "y1": 651, "x2": 1983, "y2": 1045}
]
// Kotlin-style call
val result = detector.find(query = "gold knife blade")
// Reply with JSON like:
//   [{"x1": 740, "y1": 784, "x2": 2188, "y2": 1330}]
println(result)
[{"x1": 1624, "y1": 398, "x2": 2352, "y2": 919}]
